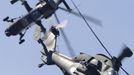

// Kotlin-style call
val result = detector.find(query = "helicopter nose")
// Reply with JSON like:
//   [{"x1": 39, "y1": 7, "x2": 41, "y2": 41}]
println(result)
[{"x1": 5, "y1": 30, "x2": 11, "y2": 37}]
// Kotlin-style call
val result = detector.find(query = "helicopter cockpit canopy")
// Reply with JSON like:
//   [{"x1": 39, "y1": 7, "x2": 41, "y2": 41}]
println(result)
[{"x1": 73, "y1": 53, "x2": 119, "y2": 75}]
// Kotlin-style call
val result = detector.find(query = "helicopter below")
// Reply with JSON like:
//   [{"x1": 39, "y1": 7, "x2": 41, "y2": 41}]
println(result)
[{"x1": 34, "y1": 21, "x2": 133, "y2": 75}]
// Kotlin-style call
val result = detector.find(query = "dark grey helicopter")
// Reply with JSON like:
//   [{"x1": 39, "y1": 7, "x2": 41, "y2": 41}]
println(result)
[
  {"x1": 3, "y1": 0, "x2": 71, "y2": 44},
  {"x1": 3, "y1": 0, "x2": 101, "y2": 44}
]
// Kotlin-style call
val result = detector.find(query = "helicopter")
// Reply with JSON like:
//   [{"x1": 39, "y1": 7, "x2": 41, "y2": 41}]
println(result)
[
  {"x1": 33, "y1": 20, "x2": 133, "y2": 75},
  {"x1": 2, "y1": 0, "x2": 133, "y2": 75},
  {"x1": 3, "y1": 0, "x2": 102, "y2": 44},
  {"x1": 3, "y1": 0, "x2": 71, "y2": 44}
]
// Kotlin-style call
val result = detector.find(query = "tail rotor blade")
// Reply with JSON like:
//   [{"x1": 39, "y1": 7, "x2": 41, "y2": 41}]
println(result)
[
  {"x1": 55, "y1": 20, "x2": 68, "y2": 29},
  {"x1": 117, "y1": 45, "x2": 133, "y2": 62},
  {"x1": 113, "y1": 45, "x2": 133, "y2": 72}
]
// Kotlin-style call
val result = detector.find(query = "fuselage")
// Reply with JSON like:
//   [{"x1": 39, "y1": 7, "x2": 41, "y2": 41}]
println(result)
[{"x1": 5, "y1": 0, "x2": 62, "y2": 37}]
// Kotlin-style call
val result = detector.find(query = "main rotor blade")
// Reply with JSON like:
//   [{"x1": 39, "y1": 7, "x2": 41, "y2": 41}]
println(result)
[
  {"x1": 54, "y1": 13, "x2": 76, "y2": 57},
  {"x1": 59, "y1": 7, "x2": 102, "y2": 26},
  {"x1": 61, "y1": 29, "x2": 76, "y2": 57}
]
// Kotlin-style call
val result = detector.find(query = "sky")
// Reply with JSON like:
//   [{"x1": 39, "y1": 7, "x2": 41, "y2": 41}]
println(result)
[{"x1": 0, "y1": 0, "x2": 134, "y2": 75}]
